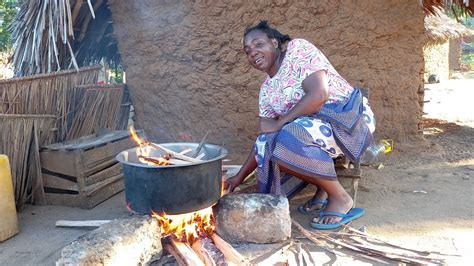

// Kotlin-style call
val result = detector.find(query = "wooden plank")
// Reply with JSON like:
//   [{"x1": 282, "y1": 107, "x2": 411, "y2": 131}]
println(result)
[
  {"x1": 42, "y1": 173, "x2": 79, "y2": 191},
  {"x1": 83, "y1": 178, "x2": 124, "y2": 209},
  {"x1": 85, "y1": 162, "x2": 122, "y2": 186},
  {"x1": 40, "y1": 149, "x2": 78, "y2": 177},
  {"x1": 82, "y1": 157, "x2": 118, "y2": 178},
  {"x1": 80, "y1": 137, "x2": 134, "y2": 170},
  {"x1": 336, "y1": 168, "x2": 361, "y2": 178},
  {"x1": 82, "y1": 174, "x2": 123, "y2": 196},
  {"x1": 55, "y1": 220, "x2": 111, "y2": 228},
  {"x1": 45, "y1": 178, "x2": 123, "y2": 209}
]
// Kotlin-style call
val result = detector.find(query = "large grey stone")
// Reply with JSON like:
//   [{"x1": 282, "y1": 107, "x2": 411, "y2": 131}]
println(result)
[
  {"x1": 56, "y1": 216, "x2": 161, "y2": 266},
  {"x1": 214, "y1": 193, "x2": 291, "y2": 244}
]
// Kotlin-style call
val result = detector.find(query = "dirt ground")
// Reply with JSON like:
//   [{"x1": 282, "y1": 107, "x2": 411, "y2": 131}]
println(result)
[{"x1": 0, "y1": 75, "x2": 473, "y2": 265}]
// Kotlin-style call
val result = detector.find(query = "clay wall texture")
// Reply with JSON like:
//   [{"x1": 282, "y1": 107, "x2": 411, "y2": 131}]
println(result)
[
  {"x1": 449, "y1": 39, "x2": 462, "y2": 72},
  {"x1": 424, "y1": 42, "x2": 450, "y2": 81},
  {"x1": 109, "y1": 0, "x2": 425, "y2": 162}
]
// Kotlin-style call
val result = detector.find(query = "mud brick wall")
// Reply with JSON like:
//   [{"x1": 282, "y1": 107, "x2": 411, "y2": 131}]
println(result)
[{"x1": 109, "y1": 0, "x2": 425, "y2": 162}]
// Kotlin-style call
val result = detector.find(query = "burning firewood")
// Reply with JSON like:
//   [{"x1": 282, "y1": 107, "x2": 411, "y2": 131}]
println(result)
[
  {"x1": 147, "y1": 142, "x2": 204, "y2": 163},
  {"x1": 191, "y1": 236, "x2": 227, "y2": 266},
  {"x1": 138, "y1": 155, "x2": 174, "y2": 166},
  {"x1": 210, "y1": 233, "x2": 249, "y2": 265},
  {"x1": 162, "y1": 236, "x2": 204, "y2": 266},
  {"x1": 129, "y1": 126, "x2": 203, "y2": 163}
]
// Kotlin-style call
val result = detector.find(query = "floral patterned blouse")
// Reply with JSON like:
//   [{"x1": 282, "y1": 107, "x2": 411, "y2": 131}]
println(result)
[{"x1": 258, "y1": 39, "x2": 354, "y2": 118}]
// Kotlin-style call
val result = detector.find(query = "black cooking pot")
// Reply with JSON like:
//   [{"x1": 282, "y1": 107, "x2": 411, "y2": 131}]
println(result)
[{"x1": 116, "y1": 143, "x2": 227, "y2": 215}]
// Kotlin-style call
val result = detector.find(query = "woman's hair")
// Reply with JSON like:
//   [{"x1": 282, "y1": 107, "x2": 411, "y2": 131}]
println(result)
[{"x1": 244, "y1": 20, "x2": 291, "y2": 49}]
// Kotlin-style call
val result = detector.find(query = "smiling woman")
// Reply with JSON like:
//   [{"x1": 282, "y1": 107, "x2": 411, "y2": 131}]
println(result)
[{"x1": 226, "y1": 20, "x2": 376, "y2": 230}]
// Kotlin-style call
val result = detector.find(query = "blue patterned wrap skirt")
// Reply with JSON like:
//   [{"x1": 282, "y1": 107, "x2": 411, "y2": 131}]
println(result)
[{"x1": 255, "y1": 89, "x2": 375, "y2": 195}]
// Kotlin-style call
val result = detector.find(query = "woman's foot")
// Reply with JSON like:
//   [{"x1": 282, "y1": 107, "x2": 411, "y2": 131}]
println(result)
[
  {"x1": 312, "y1": 192, "x2": 353, "y2": 224},
  {"x1": 298, "y1": 189, "x2": 328, "y2": 214}
]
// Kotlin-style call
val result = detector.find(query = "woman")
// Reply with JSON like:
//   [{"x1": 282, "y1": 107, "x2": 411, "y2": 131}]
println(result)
[{"x1": 225, "y1": 21, "x2": 375, "y2": 230}]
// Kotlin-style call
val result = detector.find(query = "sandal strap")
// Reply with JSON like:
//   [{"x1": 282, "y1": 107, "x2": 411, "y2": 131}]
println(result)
[
  {"x1": 307, "y1": 198, "x2": 328, "y2": 206},
  {"x1": 320, "y1": 211, "x2": 345, "y2": 218}
]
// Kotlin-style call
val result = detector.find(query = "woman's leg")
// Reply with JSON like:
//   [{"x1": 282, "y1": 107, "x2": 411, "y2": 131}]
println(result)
[
  {"x1": 300, "y1": 186, "x2": 327, "y2": 212},
  {"x1": 280, "y1": 165, "x2": 353, "y2": 224}
]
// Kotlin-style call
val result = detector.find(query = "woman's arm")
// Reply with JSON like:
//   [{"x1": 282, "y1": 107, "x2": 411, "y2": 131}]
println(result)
[
  {"x1": 224, "y1": 147, "x2": 257, "y2": 192},
  {"x1": 259, "y1": 70, "x2": 329, "y2": 133},
  {"x1": 278, "y1": 70, "x2": 329, "y2": 125}
]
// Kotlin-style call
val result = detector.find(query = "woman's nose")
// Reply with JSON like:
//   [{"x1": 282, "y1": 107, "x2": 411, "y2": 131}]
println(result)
[{"x1": 249, "y1": 49, "x2": 258, "y2": 58}]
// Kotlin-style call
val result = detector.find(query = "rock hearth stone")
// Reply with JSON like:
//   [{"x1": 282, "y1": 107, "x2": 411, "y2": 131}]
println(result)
[
  {"x1": 214, "y1": 193, "x2": 291, "y2": 244},
  {"x1": 56, "y1": 216, "x2": 161, "y2": 265}
]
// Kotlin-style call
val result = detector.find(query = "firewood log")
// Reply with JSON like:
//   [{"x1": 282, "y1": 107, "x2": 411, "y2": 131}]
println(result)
[
  {"x1": 162, "y1": 236, "x2": 204, "y2": 266},
  {"x1": 191, "y1": 236, "x2": 227, "y2": 266}
]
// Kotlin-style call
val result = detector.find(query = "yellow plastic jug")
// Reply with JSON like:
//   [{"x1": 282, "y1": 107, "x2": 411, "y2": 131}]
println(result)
[{"x1": 0, "y1": 154, "x2": 19, "y2": 242}]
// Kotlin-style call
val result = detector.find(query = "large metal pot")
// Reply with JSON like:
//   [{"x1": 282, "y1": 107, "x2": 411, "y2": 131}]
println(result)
[{"x1": 116, "y1": 143, "x2": 227, "y2": 215}]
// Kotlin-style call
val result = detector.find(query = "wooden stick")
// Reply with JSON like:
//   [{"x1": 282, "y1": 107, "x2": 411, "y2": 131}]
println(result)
[
  {"x1": 55, "y1": 220, "x2": 111, "y2": 227},
  {"x1": 138, "y1": 155, "x2": 174, "y2": 166},
  {"x1": 192, "y1": 131, "x2": 210, "y2": 157},
  {"x1": 162, "y1": 236, "x2": 204, "y2": 266},
  {"x1": 148, "y1": 142, "x2": 203, "y2": 163},
  {"x1": 291, "y1": 220, "x2": 345, "y2": 256},
  {"x1": 210, "y1": 233, "x2": 249, "y2": 265},
  {"x1": 191, "y1": 236, "x2": 226, "y2": 266},
  {"x1": 342, "y1": 225, "x2": 459, "y2": 256}
]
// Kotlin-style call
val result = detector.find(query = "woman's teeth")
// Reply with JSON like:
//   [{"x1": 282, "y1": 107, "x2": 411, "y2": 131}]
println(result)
[{"x1": 255, "y1": 58, "x2": 263, "y2": 64}]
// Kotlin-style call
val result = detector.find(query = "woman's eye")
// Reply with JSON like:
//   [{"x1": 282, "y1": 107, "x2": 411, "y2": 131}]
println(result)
[{"x1": 256, "y1": 43, "x2": 263, "y2": 47}]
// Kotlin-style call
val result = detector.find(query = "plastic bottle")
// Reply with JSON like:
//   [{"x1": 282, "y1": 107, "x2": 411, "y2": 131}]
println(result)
[
  {"x1": 0, "y1": 155, "x2": 19, "y2": 242},
  {"x1": 360, "y1": 139, "x2": 393, "y2": 165}
]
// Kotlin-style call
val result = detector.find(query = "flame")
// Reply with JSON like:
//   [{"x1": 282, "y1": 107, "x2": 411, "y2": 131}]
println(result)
[
  {"x1": 152, "y1": 206, "x2": 215, "y2": 244},
  {"x1": 129, "y1": 126, "x2": 172, "y2": 166}
]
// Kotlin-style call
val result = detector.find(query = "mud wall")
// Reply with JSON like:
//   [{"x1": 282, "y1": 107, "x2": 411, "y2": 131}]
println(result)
[
  {"x1": 424, "y1": 42, "x2": 450, "y2": 82},
  {"x1": 109, "y1": 0, "x2": 425, "y2": 162},
  {"x1": 449, "y1": 39, "x2": 462, "y2": 72}
]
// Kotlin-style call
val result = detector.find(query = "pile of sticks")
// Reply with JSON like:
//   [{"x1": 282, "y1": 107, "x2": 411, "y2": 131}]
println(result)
[{"x1": 292, "y1": 220, "x2": 455, "y2": 265}]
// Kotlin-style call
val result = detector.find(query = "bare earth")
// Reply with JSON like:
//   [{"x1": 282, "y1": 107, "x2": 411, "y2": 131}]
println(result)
[{"x1": 0, "y1": 76, "x2": 473, "y2": 265}]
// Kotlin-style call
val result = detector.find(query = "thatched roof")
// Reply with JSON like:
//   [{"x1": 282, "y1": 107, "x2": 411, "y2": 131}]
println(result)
[
  {"x1": 8, "y1": 0, "x2": 474, "y2": 77},
  {"x1": 10, "y1": 0, "x2": 117, "y2": 77},
  {"x1": 425, "y1": 11, "x2": 474, "y2": 44},
  {"x1": 422, "y1": 0, "x2": 473, "y2": 18}
]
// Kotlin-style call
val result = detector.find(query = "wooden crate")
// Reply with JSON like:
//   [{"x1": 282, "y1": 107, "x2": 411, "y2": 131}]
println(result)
[{"x1": 39, "y1": 130, "x2": 135, "y2": 209}]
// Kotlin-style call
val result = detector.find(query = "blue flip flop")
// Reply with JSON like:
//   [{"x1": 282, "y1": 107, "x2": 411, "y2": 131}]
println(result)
[
  {"x1": 310, "y1": 208, "x2": 365, "y2": 230},
  {"x1": 298, "y1": 198, "x2": 328, "y2": 214}
]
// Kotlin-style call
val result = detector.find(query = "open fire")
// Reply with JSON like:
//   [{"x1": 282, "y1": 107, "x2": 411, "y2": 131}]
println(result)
[
  {"x1": 126, "y1": 127, "x2": 244, "y2": 265},
  {"x1": 152, "y1": 206, "x2": 214, "y2": 245}
]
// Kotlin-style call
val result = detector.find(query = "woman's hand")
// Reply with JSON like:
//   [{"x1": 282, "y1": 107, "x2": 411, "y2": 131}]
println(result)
[
  {"x1": 224, "y1": 175, "x2": 245, "y2": 192},
  {"x1": 259, "y1": 117, "x2": 284, "y2": 133}
]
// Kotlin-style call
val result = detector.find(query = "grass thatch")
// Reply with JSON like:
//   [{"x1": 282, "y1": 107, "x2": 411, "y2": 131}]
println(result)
[
  {"x1": 422, "y1": 0, "x2": 474, "y2": 18},
  {"x1": 0, "y1": 114, "x2": 56, "y2": 209},
  {"x1": 10, "y1": 0, "x2": 119, "y2": 77},
  {"x1": 425, "y1": 10, "x2": 474, "y2": 45},
  {"x1": 0, "y1": 65, "x2": 101, "y2": 143},
  {"x1": 66, "y1": 84, "x2": 128, "y2": 140}
]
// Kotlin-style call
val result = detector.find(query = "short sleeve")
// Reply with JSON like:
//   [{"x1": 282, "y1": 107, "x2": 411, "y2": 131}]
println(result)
[{"x1": 288, "y1": 39, "x2": 329, "y2": 79}]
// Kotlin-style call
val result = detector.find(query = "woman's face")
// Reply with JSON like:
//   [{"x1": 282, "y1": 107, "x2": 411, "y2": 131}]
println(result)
[{"x1": 243, "y1": 30, "x2": 279, "y2": 74}]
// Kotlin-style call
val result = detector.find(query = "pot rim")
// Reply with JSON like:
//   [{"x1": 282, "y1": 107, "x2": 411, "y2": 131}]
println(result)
[{"x1": 116, "y1": 142, "x2": 228, "y2": 169}]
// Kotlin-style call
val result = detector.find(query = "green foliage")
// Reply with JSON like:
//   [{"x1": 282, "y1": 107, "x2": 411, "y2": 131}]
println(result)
[
  {"x1": 461, "y1": 53, "x2": 474, "y2": 70},
  {"x1": 0, "y1": 0, "x2": 18, "y2": 51}
]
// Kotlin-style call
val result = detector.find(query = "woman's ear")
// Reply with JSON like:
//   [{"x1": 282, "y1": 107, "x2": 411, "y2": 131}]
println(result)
[{"x1": 271, "y1": 38, "x2": 279, "y2": 49}]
